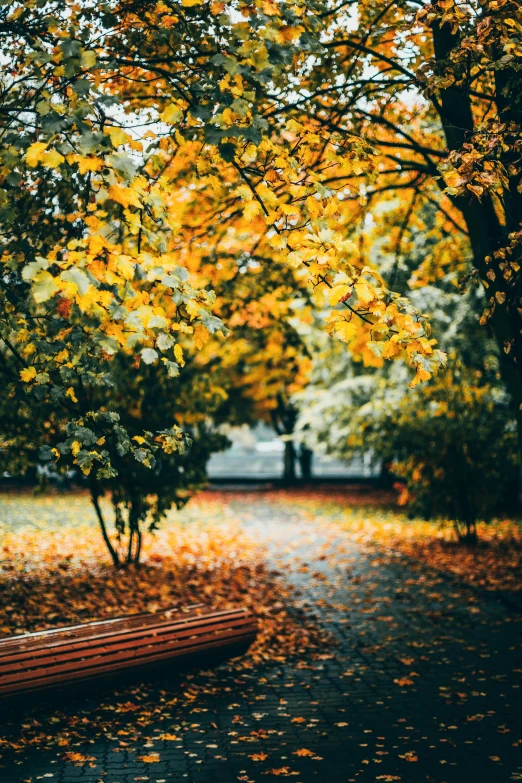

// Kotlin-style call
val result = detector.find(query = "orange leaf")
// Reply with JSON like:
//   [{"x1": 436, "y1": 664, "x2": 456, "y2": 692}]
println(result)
[{"x1": 138, "y1": 753, "x2": 161, "y2": 763}]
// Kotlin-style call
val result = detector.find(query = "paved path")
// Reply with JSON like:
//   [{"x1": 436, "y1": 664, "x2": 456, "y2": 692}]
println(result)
[{"x1": 2, "y1": 497, "x2": 522, "y2": 783}]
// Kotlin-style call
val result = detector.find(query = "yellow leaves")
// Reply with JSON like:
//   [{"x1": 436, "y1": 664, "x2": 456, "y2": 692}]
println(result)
[
  {"x1": 174, "y1": 343, "x2": 185, "y2": 366},
  {"x1": 74, "y1": 288, "x2": 103, "y2": 315},
  {"x1": 87, "y1": 234, "x2": 107, "y2": 257},
  {"x1": 306, "y1": 195, "x2": 322, "y2": 218},
  {"x1": 133, "y1": 435, "x2": 146, "y2": 445},
  {"x1": 293, "y1": 748, "x2": 315, "y2": 757},
  {"x1": 250, "y1": 752, "x2": 269, "y2": 761},
  {"x1": 312, "y1": 283, "x2": 326, "y2": 307},
  {"x1": 382, "y1": 341, "x2": 401, "y2": 360},
  {"x1": 286, "y1": 119, "x2": 303, "y2": 134},
  {"x1": 467, "y1": 183, "x2": 484, "y2": 198},
  {"x1": 67, "y1": 152, "x2": 105, "y2": 174},
  {"x1": 107, "y1": 126, "x2": 131, "y2": 148},
  {"x1": 242, "y1": 41, "x2": 270, "y2": 71},
  {"x1": 244, "y1": 200, "x2": 263, "y2": 221},
  {"x1": 13, "y1": 28, "x2": 436, "y2": 398},
  {"x1": 65, "y1": 387, "x2": 78, "y2": 403},
  {"x1": 47, "y1": 149, "x2": 69, "y2": 171},
  {"x1": 278, "y1": 24, "x2": 303, "y2": 44},
  {"x1": 76, "y1": 156, "x2": 104, "y2": 174},
  {"x1": 20, "y1": 367, "x2": 37, "y2": 383},
  {"x1": 114, "y1": 254, "x2": 136, "y2": 281},
  {"x1": 71, "y1": 441, "x2": 82, "y2": 456},
  {"x1": 443, "y1": 168, "x2": 466, "y2": 193},
  {"x1": 32, "y1": 271, "x2": 59, "y2": 303},
  {"x1": 324, "y1": 311, "x2": 358, "y2": 344},
  {"x1": 323, "y1": 199, "x2": 341, "y2": 220},
  {"x1": 26, "y1": 142, "x2": 64, "y2": 169},
  {"x1": 328, "y1": 284, "x2": 351, "y2": 306},
  {"x1": 269, "y1": 233, "x2": 287, "y2": 250},
  {"x1": 410, "y1": 337, "x2": 435, "y2": 356},
  {"x1": 334, "y1": 320, "x2": 358, "y2": 344},
  {"x1": 137, "y1": 753, "x2": 161, "y2": 763},
  {"x1": 221, "y1": 107, "x2": 237, "y2": 127},
  {"x1": 354, "y1": 279, "x2": 376, "y2": 305},
  {"x1": 186, "y1": 300, "x2": 200, "y2": 320},
  {"x1": 108, "y1": 184, "x2": 143, "y2": 209},
  {"x1": 235, "y1": 184, "x2": 253, "y2": 201},
  {"x1": 193, "y1": 324, "x2": 210, "y2": 349},
  {"x1": 278, "y1": 203, "x2": 300, "y2": 218},
  {"x1": 161, "y1": 103, "x2": 184, "y2": 123},
  {"x1": 409, "y1": 369, "x2": 432, "y2": 388}
]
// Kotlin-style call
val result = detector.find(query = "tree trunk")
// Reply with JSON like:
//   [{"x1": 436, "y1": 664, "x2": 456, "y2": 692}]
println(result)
[
  {"x1": 271, "y1": 394, "x2": 299, "y2": 484},
  {"x1": 283, "y1": 440, "x2": 296, "y2": 483},
  {"x1": 125, "y1": 502, "x2": 142, "y2": 565},
  {"x1": 299, "y1": 445, "x2": 313, "y2": 480},
  {"x1": 431, "y1": 18, "x2": 522, "y2": 472},
  {"x1": 90, "y1": 484, "x2": 121, "y2": 568}
]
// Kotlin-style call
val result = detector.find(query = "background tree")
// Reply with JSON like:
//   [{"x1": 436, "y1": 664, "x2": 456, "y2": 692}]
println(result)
[
  {"x1": 0, "y1": 348, "x2": 229, "y2": 566},
  {"x1": 373, "y1": 369, "x2": 518, "y2": 543},
  {"x1": 192, "y1": 257, "x2": 313, "y2": 483},
  {"x1": 294, "y1": 277, "x2": 519, "y2": 537},
  {"x1": 278, "y1": 0, "x2": 522, "y2": 440}
]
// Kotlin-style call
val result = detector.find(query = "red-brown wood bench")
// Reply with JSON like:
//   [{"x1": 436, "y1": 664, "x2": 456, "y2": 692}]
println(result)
[{"x1": 0, "y1": 604, "x2": 257, "y2": 700}]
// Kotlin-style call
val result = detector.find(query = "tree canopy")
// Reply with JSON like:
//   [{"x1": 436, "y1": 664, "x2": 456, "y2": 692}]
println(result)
[{"x1": 1, "y1": 0, "x2": 521, "y2": 554}]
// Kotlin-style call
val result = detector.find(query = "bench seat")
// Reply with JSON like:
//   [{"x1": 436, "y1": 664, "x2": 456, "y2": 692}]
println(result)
[{"x1": 0, "y1": 604, "x2": 257, "y2": 699}]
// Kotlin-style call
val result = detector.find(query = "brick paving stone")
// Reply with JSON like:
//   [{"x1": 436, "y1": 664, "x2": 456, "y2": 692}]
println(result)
[{"x1": 1, "y1": 496, "x2": 521, "y2": 783}]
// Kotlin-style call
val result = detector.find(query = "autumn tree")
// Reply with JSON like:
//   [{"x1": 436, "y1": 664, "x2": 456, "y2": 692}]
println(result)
[
  {"x1": 2, "y1": 0, "x2": 520, "y2": 548},
  {"x1": 294, "y1": 260, "x2": 520, "y2": 536},
  {"x1": 280, "y1": 0, "x2": 522, "y2": 441},
  {"x1": 192, "y1": 256, "x2": 313, "y2": 482},
  {"x1": 0, "y1": 0, "x2": 447, "y2": 420},
  {"x1": 0, "y1": 346, "x2": 231, "y2": 565}
]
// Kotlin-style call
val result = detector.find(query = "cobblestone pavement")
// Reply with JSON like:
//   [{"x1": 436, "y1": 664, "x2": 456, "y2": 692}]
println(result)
[{"x1": 2, "y1": 496, "x2": 522, "y2": 783}]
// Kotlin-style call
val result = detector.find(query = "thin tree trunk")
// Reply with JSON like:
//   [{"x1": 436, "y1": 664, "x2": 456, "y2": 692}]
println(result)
[
  {"x1": 299, "y1": 445, "x2": 313, "y2": 480},
  {"x1": 90, "y1": 484, "x2": 120, "y2": 568},
  {"x1": 126, "y1": 527, "x2": 135, "y2": 565},
  {"x1": 126, "y1": 503, "x2": 142, "y2": 565},
  {"x1": 135, "y1": 527, "x2": 142, "y2": 564},
  {"x1": 283, "y1": 440, "x2": 296, "y2": 483}
]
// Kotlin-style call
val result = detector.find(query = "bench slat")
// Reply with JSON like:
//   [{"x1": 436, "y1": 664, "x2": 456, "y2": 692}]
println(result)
[
  {"x1": 0, "y1": 616, "x2": 255, "y2": 674},
  {"x1": 0, "y1": 604, "x2": 209, "y2": 655},
  {"x1": 0, "y1": 610, "x2": 251, "y2": 666}
]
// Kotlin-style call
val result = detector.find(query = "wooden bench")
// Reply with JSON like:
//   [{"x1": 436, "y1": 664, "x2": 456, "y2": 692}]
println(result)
[{"x1": 0, "y1": 604, "x2": 257, "y2": 700}]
